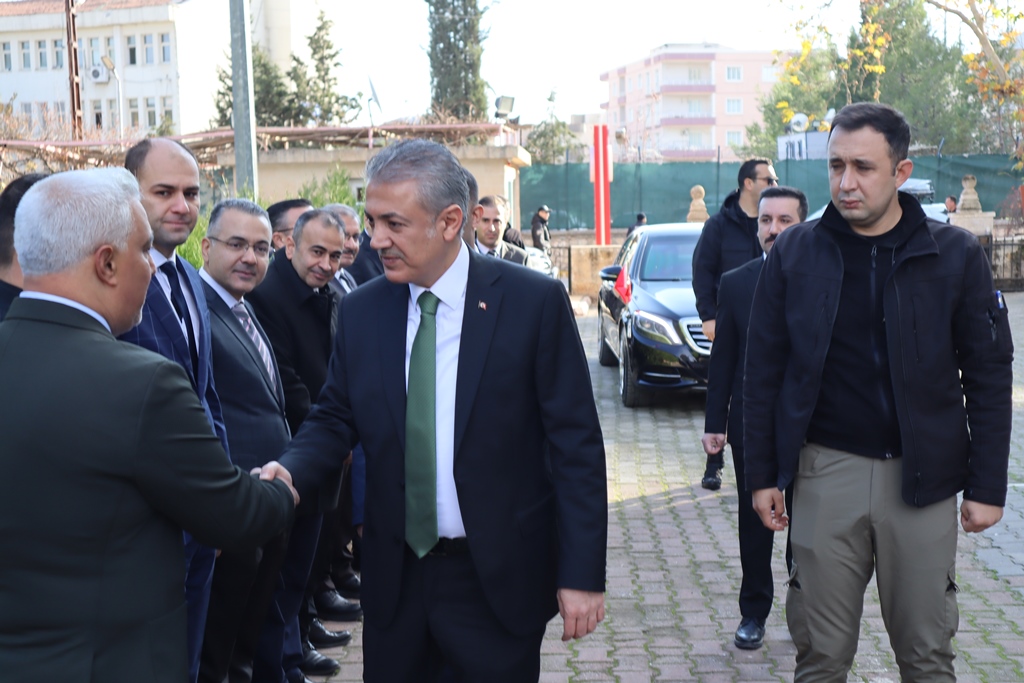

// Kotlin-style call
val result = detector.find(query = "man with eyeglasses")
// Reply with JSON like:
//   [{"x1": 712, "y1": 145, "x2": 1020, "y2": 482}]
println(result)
[
  {"x1": 197, "y1": 199, "x2": 299, "y2": 683},
  {"x1": 268, "y1": 198, "x2": 314, "y2": 252},
  {"x1": 247, "y1": 209, "x2": 352, "y2": 683},
  {"x1": 691, "y1": 157, "x2": 779, "y2": 490}
]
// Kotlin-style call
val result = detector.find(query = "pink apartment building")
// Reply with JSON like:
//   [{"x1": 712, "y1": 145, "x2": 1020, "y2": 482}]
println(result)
[{"x1": 600, "y1": 43, "x2": 780, "y2": 163}]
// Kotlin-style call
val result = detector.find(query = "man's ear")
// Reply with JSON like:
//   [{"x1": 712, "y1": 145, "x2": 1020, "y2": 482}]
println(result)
[
  {"x1": 471, "y1": 205, "x2": 484, "y2": 228},
  {"x1": 894, "y1": 158, "x2": 914, "y2": 187},
  {"x1": 437, "y1": 204, "x2": 465, "y2": 243},
  {"x1": 94, "y1": 244, "x2": 118, "y2": 286},
  {"x1": 284, "y1": 233, "x2": 296, "y2": 260}
]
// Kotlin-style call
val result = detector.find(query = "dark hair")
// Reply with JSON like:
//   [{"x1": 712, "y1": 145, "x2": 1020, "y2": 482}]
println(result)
[
  {"x1": 463, "y1": 167, "x2": 478, "y2": 230},
  {"x1": 759, "y1": 185, "x2": 809, "y2": 221},
  {"x1": 636, "y1": 213, "x2": 646, "y2": 221},
  {"x1": 292, "y1": 208, "x2": 341, "y2": 247},
  {"x1": 946, "y1": 195, "x2": 958, "y2": 203},
  {"x1": 738, "y1": 158, "x2": 772, "y2": 189},
  {"x1": 478, "y1": 195, "x2": 508, "y2": 212},
  {"x1": 266, "y1": 198, "x2": 314, "y2": 233},
  {"x1": 124, "y1": 137, "x2": 198, "y2": 177},
  {"x1": 0, "y1": 173, "x2": 48, "y2": 267},
  {"x1": 829, "y1": 102, "x2": 910, "y2": 166}
]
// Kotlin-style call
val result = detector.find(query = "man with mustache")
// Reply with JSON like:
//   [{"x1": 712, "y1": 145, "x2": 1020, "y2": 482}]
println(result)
[
  {"x1": 247, "y1": 210, "x2": 354, "y2": 683},
  {"x1": 700, "y1": 185, "x2": 807, "y2": 651},
  {"x1": 746, "y1": 103, "x2": 1012, "y2": 680}
]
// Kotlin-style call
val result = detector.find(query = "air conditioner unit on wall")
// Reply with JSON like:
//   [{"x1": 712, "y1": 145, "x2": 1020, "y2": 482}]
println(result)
[{"x1": 88, "y1": 65, "x2": 110, "y2": 83}]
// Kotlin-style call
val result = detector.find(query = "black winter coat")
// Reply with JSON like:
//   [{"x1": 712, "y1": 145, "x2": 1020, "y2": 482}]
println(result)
[{"x1": 691, "y1": 189, "x2": 761, "y2": 322}]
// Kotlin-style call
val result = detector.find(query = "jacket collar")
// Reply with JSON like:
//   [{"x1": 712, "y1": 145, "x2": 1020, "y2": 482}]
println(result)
[{"x1": 816, "y1": 192, "x2": 939, "y2": 262}]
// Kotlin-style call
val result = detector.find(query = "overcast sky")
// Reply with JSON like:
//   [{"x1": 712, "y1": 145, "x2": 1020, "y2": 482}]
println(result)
[{"x1": 324, "y1": 0, "x2": 984, "y2": 126}]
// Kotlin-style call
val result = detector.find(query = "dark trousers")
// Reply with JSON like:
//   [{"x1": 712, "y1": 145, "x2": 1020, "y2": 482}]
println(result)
[
  {"x1": 184, "y1": 532, "x2": 217, "y2": 683},
  {"x1": 731, "y1": 444, "x2": 792, "y2": 622},
  {"x1": 199, "y1": 533, "x2": 288, "y2": 683},
  {"x1": 252, "y1": 513, "x2": 323, "y2": 683},
  {"x1": 362, "y1": 548, "x2": 545, "y2": 683}
]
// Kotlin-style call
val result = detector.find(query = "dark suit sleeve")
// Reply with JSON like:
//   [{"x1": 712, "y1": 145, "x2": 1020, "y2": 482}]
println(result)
[
  {"x1": 743, "y1": 247, "x2": 790, "y2": 491},
  {"x1": 204, "y1": 365, "x2": 230, "y2": 455},
  {"x1": 704, "y1": 270, "x2": 740, "y2": 435},
  {"x1": 534, "y1": 281, "x2": 608, "y2": 592},
  {"x1": 691, "y1": 219, "x2": 722, "y2": 322},
  {"x1": 134, "y1": 362, "x2": 293, "y2": 550},
  {"x1": 277, "y1": 304, "x2": 358, "y2": 503}
]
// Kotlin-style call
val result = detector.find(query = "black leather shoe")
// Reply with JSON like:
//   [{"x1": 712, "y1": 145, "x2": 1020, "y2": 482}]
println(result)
[
  {"x1": 734, "y1": 617, "x2": 765, "y2": 650},
  {"x1": 309, "y1": 618, "x2": 352, "y2": 648},
  {"x1": 333, "y1": 572, "x2": 361, "y2": 599},
  {"x1": 299, "y1": 641, "x2": 341, "y2": 676},
  {"x1": 285, "y1": 672, "x2": 317, "y2": 683},
  {"x1": 314, "y1": 589, "x2": 363, "y2": 622}
]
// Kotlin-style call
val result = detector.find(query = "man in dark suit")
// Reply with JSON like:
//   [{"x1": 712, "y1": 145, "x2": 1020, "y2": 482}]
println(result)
[
  {"x1": 197, "y1": 199, "x2": 318, "y2": 683},
  {"x1": 119, "y1": 137, "x2": 228, "y2": 683},
  {"x1": 0, "y1": 167, "x2": 297, "y2": 683},
  {"x1": 248, "y1": 210, "x2": 356, "y2": 683},
  {"x1": 268, "y1": 198, "x2": 313, "y2": 252},
  {"x1": 262, "y1": 139, "x2": 608, "y2": 681},
  {"x1": 701, "y1": 186, "x2": 807, "y2": 651},
  {"x1": 0, "y1": 173, "x2": 46, "y2": 320},
  {"x1": 473, "y1": 195, "x2": 531, "y2": 266}
]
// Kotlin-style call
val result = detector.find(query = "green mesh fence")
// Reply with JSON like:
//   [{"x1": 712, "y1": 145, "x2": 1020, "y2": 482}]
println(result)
[{"x1": 521, "y1": 155, "x2": 1024, "y2": 230}]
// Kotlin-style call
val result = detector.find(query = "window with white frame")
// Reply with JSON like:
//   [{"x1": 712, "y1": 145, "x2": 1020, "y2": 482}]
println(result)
[
  {"x1": 20, "y1": 41, "x2": 31, "y2": 69},
  {"x1": 726, "y1": 98, "x2": 742, "y2": 115},
  {"x1": 161, "y1": 96, "x2": 173, "y2": 124},
  {"x1": 53, "y1": 39, "x2": 64, "y2": 69},
  {"x1": 128, "y1": 98, "x2": 139, "y2": 127},
  {"x1": 108, "y1": 98, "x2": 118, "y2": 128},
  {"x1": 126, "y1": 36, "x2": 137, "y2": 65},
  {"x1": 37, "y1": 41, "x2": 47, "y2": 69},
  {"x1": 89, "y1": 37, "x2": 100, "y2": 67},
  {"x1": 160, "y1": 33, "x2": 171, "y2": 63},
  {"x1": 106, "y1": 36, "x2": 114, "y2": 60},
  {"x1": 762, "y1": 65, "x2": 779, "y2": 82},
  {"x1": 92, "y1": 100, "x2": 103, "y2": 129},
  {"x1": 726, "y1": 66, "x2": 742, "y2": 82},
  {"x1": 727, "y1": 131, "x2": 742, "y2": 146},
  {"x1": 77, "y1": 38, "x2": 84, "y2": 70},
  {"x1": 54, "y1": 101, "x2": 67, "y2": 122},
  {"x1": 145, "y1": 96, "x2": 157, "y2": 127},
  {"x1": 21, "y1": 102, "x2": 33, "y2": 124},
  {"x1": 1, "y1": 42, "x2": 11, "y2": 72},
  {"x1": 143, "y1": 35, "x2": 154, "y2": 65}
]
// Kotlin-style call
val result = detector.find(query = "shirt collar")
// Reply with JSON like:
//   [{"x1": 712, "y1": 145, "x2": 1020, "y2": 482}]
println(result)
[
  {"x1": 199, "y1": 267, "x2": 242, "y2": 308},
  {"x1": 409, "y1": 240, "x2": 469, "y2": 312},
  {"x1": 150, "y1": 249, "x2": 176, "y2": 270},
  {"x1": 19, "y1": 291, "x2": 111, "y2": 332}
]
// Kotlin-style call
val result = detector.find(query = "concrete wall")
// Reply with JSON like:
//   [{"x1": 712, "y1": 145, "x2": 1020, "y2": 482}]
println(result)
[{"x1": 566, "y1": 245, "x2": 621, "y2": 299}]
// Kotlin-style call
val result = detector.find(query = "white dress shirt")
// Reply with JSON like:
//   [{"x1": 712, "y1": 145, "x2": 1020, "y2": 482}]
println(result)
[
  {"x1": 406, "y1": 241, "x2": 469, "y2": 538},
  {"x1": 19, "y1": 291, "x2": 111, "y2": 332},
  {"x1": 199, "y1": 267, "x2": 242, "y2": 308},
  {"x1": 475, "y1": 240, "x2": 495, "y2": 257},
  {"x1": 151, "y1": 249, "x2": 201, "y2": 346}
]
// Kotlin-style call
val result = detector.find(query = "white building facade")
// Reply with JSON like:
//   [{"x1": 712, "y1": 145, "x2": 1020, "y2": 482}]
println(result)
[
  {"x1": 0, "y1": 0, "x2": 324, "y2": 138},
  {"x1": 600, "y1": 44, "x2": 780, "y2": 163}
]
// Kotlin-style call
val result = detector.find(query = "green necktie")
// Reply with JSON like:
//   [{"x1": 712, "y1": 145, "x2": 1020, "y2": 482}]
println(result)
[{"x1": 405, "y1": 290, "x2": 440, "y2": 558}]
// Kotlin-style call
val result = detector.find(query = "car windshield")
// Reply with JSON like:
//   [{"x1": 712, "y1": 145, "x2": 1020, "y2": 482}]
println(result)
[{"x1": 638, "y1": 234, "x2": 699, "y2": 281}]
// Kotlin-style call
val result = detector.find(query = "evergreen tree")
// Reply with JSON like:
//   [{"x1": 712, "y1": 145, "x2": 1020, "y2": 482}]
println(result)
[
  {"x1": 213, "y1": 45, "x2": 295, "y2": 128},
  {"x1": 426, "y1": 0, "x2": 488, "y2": 121}
]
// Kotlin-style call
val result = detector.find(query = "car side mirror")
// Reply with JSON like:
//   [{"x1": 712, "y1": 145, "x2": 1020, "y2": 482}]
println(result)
[{"x1": 599, "y1": 265, "x2": 622, "y2": 282}]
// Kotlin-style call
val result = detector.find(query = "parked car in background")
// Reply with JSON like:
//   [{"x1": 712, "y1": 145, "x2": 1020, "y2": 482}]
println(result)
[
  {"x1": 525, "y1": 247, "x2": 559, "y2": 279},
  {"x1": 596, "y1": 224, "x2": 711, "y2": 407},
  {"x1": 807, "y1": 177, "x2": 950, "y2": 223}
]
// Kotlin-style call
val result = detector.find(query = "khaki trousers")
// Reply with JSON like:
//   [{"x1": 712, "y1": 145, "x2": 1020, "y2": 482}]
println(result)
[{"x1": 787, "y1": 444, "x2": 959, "y2": 683}]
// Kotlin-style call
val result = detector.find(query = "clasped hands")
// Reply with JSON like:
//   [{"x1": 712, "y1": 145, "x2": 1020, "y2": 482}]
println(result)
[{"x1": 251, "y1": 461, "x2": 300, "y2": 506}]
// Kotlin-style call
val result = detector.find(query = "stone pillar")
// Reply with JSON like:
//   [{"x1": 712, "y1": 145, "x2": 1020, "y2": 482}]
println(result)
[
  {"x1": 687, "y1": 185, "x2": 710, "y2": 223},
  {"x1": 952, "y1": 174, "x2": 995, "y2": 236}
]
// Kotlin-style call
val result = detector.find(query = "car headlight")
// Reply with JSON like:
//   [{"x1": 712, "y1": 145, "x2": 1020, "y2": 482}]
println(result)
[{"x1": 633, "y1": 310, "x2": 683, "y2": 345}]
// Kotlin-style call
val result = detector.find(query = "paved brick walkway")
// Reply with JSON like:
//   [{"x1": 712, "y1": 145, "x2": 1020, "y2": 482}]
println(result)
[{"x1": 315, "y1": 291, "x2": 1024, "y2": 682}]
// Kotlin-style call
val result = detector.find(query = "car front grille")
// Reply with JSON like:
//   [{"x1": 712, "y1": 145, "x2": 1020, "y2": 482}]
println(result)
[{"x1": 683, "y1": 317, "x2": 712, "y2": 356}]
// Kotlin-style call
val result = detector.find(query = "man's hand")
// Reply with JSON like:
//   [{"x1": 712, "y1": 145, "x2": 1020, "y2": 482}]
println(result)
[
  {"x1": 557, "y1": 589, "x2": 605, "y2": 641},
  {"x1": 702, "y1": 319, "x2": 716, "y2": 342},
  {"x1": 961, "y1": 500, "x2": 1003, "y2": 533},
  {"x1": 752, "y1": 488, "x2": 787, "y2": 531},
  {"x1": 701, "y1": 433, "x2": 726, "y2": 456},
  {"x1": 251, "y1": 461, "x2": 300, "y2": 506}
]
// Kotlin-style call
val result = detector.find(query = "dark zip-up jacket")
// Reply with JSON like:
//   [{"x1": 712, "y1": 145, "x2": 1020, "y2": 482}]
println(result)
[
  {"x1": 743, "y1": 194, "x2": 1013, "y2": 508},
  {"x1": 691, "y1": 189, "x2": 761, "y2": 322}
]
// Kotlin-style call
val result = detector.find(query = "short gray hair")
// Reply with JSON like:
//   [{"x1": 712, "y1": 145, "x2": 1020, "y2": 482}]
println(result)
[
  {"x1": 364, "y1": 139, "x2": 469, "y2": 225},
  {"x1": 321, "y1": 203, "x2": 360, "y2": 227},
  {"x1": 15, "y1": 167, "x2": 140, "y2": 277},
  {"x1": 208, "y1": 198, "x2": 271, "y2": 237}
]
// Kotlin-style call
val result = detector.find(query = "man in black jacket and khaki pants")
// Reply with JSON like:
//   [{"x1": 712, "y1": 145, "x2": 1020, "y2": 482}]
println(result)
[{"x1": 745, "y1": 102, "x2": 1013, "y2": 682}]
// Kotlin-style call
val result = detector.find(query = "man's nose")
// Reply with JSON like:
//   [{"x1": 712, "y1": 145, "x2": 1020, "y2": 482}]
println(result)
[{"x1": 171, "y1": 192, "x2": 190, "y2": 213}]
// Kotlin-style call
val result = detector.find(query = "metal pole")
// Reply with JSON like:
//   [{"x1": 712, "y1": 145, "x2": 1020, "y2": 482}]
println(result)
[
  {"x1": 64, "y1": 0, "x2": 82, "y2": 140},
  {"x1": 229, "y1": 0, "x2": 258, "y2": 198}
]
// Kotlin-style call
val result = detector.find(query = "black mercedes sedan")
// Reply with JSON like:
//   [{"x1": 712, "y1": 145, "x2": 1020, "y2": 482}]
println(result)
[{"x1": 596, "y1": 224, "x2": 712, "y2": 407}]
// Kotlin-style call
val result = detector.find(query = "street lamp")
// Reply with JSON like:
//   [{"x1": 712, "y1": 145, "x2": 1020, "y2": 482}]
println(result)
[{"x1": 100, "y1": 54, "x2": 123, "y2": 137}]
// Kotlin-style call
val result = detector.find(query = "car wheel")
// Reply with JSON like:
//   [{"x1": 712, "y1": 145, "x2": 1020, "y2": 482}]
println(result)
[
  {"x1": 619, "y1": 329, "x2": 642, "y2": 408},
  {"x1": 597, "y1": 303, "x2": 618, "y2": 367}
]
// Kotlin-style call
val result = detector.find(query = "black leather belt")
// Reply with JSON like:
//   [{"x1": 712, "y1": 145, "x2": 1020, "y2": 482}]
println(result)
[{"x1": 426, "y1": 537, "x2": 469, "y2": 557}]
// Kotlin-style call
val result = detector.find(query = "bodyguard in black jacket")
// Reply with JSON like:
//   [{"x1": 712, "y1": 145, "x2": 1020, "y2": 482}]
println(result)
[{"x1": 743, "y1": 102, "x2": 1012, "y2": 682}]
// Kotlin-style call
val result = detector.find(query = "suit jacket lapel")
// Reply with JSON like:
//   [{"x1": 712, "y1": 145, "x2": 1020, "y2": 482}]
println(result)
[
  {"x1": 147, "y1": 277, "x2": 192, "y2": 372},
  {"x1": 180, "y1": 261, "x2": 211, "y2": 389},
  {"x1": 453, "y1": 253, "x2": 502, "y2": 457},
  {"x1": 380, "y1": 280, "x2": 409, "y2": 451},
  {"x1": 246, "y1": 300, "x2": 287, "y2": 410}
]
